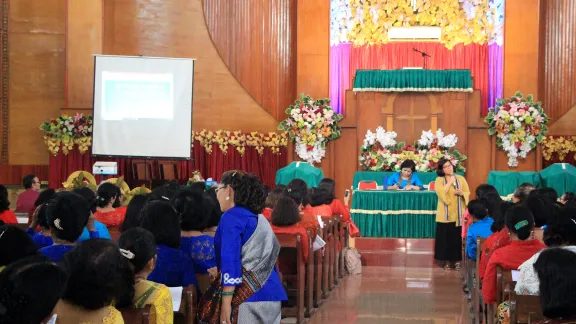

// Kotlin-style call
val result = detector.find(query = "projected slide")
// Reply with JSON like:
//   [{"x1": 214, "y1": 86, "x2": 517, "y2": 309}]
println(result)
[{"x1": 101, "y1": 71, "x2": 174, "y2": 120}]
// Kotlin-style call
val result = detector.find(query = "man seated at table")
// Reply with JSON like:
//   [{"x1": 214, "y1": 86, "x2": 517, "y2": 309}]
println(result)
[{"x1": 386, "y1": 160, "x2": 423, "y2": 191}]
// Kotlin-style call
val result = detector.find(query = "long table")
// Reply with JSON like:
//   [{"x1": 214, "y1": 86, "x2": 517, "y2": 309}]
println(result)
[
  {"x1": 353, "y1": 171, "x2": 464, "y2": 189},
  {"x1": 351, "y1": 190, "x2": 437, "y2": 238}
]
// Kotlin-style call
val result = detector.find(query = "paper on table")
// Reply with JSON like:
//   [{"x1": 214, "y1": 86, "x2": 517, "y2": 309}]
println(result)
[
  {"x1": 169, "y1": 287, "x2": 183, "y2": 311},
  {"x1": 317, "y1": 216, "x2": 325, "y2": 229},
  {"x1": 511, "y1": 270, "x2": 520, "y2": 282},
  {"x1": 313, "y1": 235, "x2": 326, "y2": 251}
]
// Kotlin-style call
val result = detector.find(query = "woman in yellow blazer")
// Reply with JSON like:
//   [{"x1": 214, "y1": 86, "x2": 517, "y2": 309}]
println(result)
[{"x1": 434, "y1": 158, "x2": 470, "y2": 270}]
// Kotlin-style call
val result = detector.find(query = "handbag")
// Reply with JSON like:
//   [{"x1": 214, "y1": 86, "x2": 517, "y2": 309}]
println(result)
[{"x1": 349, "y1": 221, "x2": 361, "y2": 238}]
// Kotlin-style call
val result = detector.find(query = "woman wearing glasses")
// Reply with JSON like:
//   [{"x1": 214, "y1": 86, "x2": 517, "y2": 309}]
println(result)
[
  {"x1": 434, "y1": 158, "x2": 470, "y2": 270},
  {"x1": 386, "y1": 159, "x2": 423, "y2": 191},
  {"x1": 198, "y1": 170, "x2": 286, "y2": 324}
]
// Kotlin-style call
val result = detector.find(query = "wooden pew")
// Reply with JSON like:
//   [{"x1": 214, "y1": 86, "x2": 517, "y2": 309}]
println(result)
[
  {"x1": 472, "y1": 237, "x2": 486, "y2": 324},
  {"x1": 319, "y1": 218, "x2": 332, "y2": 300},
  {"x1": 276, "y1": 232, "x2": 306, "y2": 324},
  {"x1": 174, "y1": 284, "x2": 198, "y2": 324},
  {"x1": 305, "y1": 229, "x2": 315, "y2": 318},
  {"x1": 508, "y1": 291, "x2": 543, "y2": 324},
  {"x1": 119, "y1": 305, "x2": 151, "y2": 324},
  {"x1": 321, "y1": 217, "x2": 336, "y2": 291}
]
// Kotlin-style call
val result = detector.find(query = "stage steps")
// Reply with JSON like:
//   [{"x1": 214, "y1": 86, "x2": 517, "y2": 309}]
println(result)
[{"x1": 354, "y1": 238, "x2": 435, "y2": 267}]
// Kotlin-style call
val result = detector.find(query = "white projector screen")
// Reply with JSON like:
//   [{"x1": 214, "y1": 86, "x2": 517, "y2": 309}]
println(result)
[{"x1": 92, "y1": 55, "x2": 194, "y2": 159}]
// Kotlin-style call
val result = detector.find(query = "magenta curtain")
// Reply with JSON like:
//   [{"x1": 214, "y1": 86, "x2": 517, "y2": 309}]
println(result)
[{"x1": 330, "y1": 42, "x2": 503, "y2": 116}]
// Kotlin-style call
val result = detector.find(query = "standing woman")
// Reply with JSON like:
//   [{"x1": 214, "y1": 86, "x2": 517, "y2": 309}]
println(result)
[
  {"x1": 198, "y1": 170, "x2": 286, "y2": 324},
  {"x1": 434, "y1": 158, "x2": 470, "y2": 270}
]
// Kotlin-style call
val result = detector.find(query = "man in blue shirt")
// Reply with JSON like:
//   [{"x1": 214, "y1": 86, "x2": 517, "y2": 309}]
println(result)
[{"x1": 466, "y1": 199, "x2": 494, "y2": 259}]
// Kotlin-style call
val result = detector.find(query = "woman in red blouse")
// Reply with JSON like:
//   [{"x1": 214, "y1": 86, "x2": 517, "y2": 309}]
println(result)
[
  {"x1": 482, "y1": 205, "x2": 546, "y2": 304},
  {"x1": 318, "y1": 178, "x2": 351, "y2": 222},
  {"x1": 94, "y1": 183, "x2": 126, "y2": 227},
  {"x1": 263, "y1": 185, "x2": 285, "y2": 221},
  {"x1": 304, "y1": 188, "x2": 333, "y2": 217},
  {"x1": 0, "y1": 185, "x2": 17, "y2": 224},
  {"x1": 479, "y1": 201, "x2": 515, "y2": 280}
]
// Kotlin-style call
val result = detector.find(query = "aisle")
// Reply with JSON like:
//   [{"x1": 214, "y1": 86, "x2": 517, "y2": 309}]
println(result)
[{"x1": 306, "y1": 266, "x2": 470, "y2": 324}]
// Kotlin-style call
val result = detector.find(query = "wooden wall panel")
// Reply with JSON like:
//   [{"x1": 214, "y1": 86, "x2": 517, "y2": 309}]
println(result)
[
  {"x1": 503, "y1": 0, "x2": 541, "y2": 99},
  {"x1": 0, "y1": 0, "x2": 7, "y2": 164},
  {"x1": 0, "y1": 164, "x2": 49, "y2": 185},
  {"x1": 334, "y1": 128, "x2": 357, "y2": 199},
  {"x1": 102, "y1": 0, "x2": 278, "y2": 132},
  {"x1": 8, "y1": 0, "x2": 66, "y2": 164},
  {"x1": 539, "y1": 0, "x2": 576, "y2": 123},
  {"x1": 66, "y1": 0, "x2": 103, "y2": 108},
  {"x1": 203, "y1": 0, "x2": 296, "y2": 121},
  {"x1": 466, "y1": 129, "x2": 491, "y2": 195}
]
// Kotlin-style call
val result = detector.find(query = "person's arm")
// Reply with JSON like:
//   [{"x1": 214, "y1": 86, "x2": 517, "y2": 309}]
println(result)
[
  {"x1": 386, "y1": 174, "x2": 399, "y2": 189},
  {"x1": 481, "y1": 254, "x2": 499, "y2": 304},
  {"x1": 434, "y1": 178, "x2": 452, "y2": 205},
  {"x1": 412, "y1": 174, "x2": 423, "y2": 190},
  {"x1": 219, "y1": 215, "x2": 243, "y2": 287}
]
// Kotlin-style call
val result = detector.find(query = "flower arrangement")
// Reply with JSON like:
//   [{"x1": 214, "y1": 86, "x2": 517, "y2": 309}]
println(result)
[
  {"x1": 542, "y1": 136, "x2": 576, "y2": 162},
  {"x1": 40, "y1": 113, "x2": 93, "y2": 155},
  {"x1": 485, "y1": 91, "x2": 550, "y2": 167},
  {"x1": 62, "y1": 171, "x2": 97, "y2": 191},
  {"x1": 278, "y1": 94, "x2": 343, "y2": 164},
  {"x1": 193, "y1": 130, "x2": 287, "y2": 156},
  {"x1": 330, "y1": 0, "x2": 504, "y2": 49},
  {"x1": 359, "y1": 127, "x2": 467, "y2": 172}
]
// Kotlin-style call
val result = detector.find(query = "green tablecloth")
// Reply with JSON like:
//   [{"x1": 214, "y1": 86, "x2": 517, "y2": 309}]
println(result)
[
  {"x1": 486, "y1": 171, "x2": 541, "y2": 197},
  {"x1": 276, "y1": 162, "x2": 324, "y2": 188},
  {"x1": 351, "y1": 190, "x2": 437, "y2": 238},
  {"x1": 353, "y1": 171, "x2": 464, "y2": 189},
  {"x1": 353, "y1": 69, "x2": 473, "y2": 93},
  {"x1": 539, "y1": 163, "x2": 576, "y2": 196}
]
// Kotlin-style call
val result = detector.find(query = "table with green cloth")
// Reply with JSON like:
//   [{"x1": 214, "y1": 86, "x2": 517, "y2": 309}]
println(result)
[
  {"x1": 351, "y1": 190, "x2": 437, "y2": 238},
  {"x1": 353, "y1": 171, "x2": 464, "y2": 189},
  {"x1": 486, "y1": 171, "x2": 541, "y2": 197},
  {"x1": 353, "y1": 69, "x2": 473, "y2": 93},
  {"x1": 539, "y1": 163, "x2": 576, "y2": 196}
]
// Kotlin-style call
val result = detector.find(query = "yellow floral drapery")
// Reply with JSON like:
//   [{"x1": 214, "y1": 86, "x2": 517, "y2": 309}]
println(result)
[
  {"x1": 542, "y1": 136, "x2": 576, "y2": 162},
  {"x1": 330, "y1": 0, "x2": 504, "y2": 49},
  {"x1": 193, "y1": 130, "x2": 288, "y2": 156}
]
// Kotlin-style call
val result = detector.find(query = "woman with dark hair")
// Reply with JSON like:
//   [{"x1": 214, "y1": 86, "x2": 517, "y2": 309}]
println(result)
[
  {"x1": 305, "y1": 187, "x2": 334, "y2": 217},
  {"x1": 34, "y1": 188, "x2": 56, "y2": 208},
  {"x1": 173, "y1": 189, "x2": 216, "y2": 275},
  {"x1": 433, "y1": 158, "x2": 470, "y2": 270},
  {"x1": 73, "y1": 187, "x2": 111, "y2": 241},
  {"x1": 512, "y1": 182, "x2": 536, "y2": 204},
  {"x1": 514, "y1": 207, "x2": 576, "y2": 296},
  {"x1": 94, "y1": 182, "x2": 126, "y2": 227},
  {"x1": 386, "y1": 159, "x2": 424, "y2": 190},
  {"x1": 263, "y1": 185, "x2": 286, "y2": 220},
  {"x1": 25, "y1": 204, "x2": 53, "y2": 248},
  {"x1": 560, "y1": 192, "x2": 575, "y2": 205},
  {"x1": 479, "y1": 201, "x2": 514, "y2": 280},
  {"x1": 39, "y1": 192, "x2": 99, "y2": 262},
  {"x1": 203, "y1": 188, "x2": 222, "y2": 236},
  {"x1": 284, "y1": 179, "x2": 319, "y2": 238},
  {"x1": 481, "y1": 206, "x2": 545, "y2": 304},
  {"x1": 55, "y1": 239, "x2": 133, "y2": 323},
  {"x1": 0, "y1": 225, "x2": 38, "y2": 270},
  {"x1": 118, "y1": 228, "x2": 173, "y2": 324},
  {"x1": 0, "y1": 255, "x2": 67, "y2": 324},
  {"x1": 198, "y1": 170, "x2": 286, "y2": 324},
  {"x1": 140, "y1": 200, "x2": 197, "y2": 288},
  {"x1": 523, "y1": 190, "x2": 557, "y2": 228},
  {"x1": 0, "y1": 185, "x2": 17, "y2": 224},
  {"x1": 318, "y1": 178, "x2": 354, "y2": 223},
  {"x1": 532, "y1": 248, "x2": 576, "y2": 323},
  {"x1": 462, "y1": 184, "x2": 500, "y2": 239},
  {"x1": 120, "y1": 194, "x2": 149, "y2": 232}
]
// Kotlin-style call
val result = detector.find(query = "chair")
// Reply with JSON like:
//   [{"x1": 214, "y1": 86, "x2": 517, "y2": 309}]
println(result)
[
  {"x1": 158, "y1": 160, "x2": 179, "y2": 180},
  {"x1": 428, "y1": 181, "x2": 435, "y2": 191},
  {"x1": 358, "y1": 180, "x2": 377, "y2": 190},
  {"x1": 276, "y1": 233, "x2": 306, "y2": 324},
  {"x1": 131, "y1": 160, "x2": 153, "y2": 188},
  {"x1": 119, "y1": 305, "x2": 151, "y2": 324},
  {"x1": 509, "y1": 290, "x2": 543, "y2": 324},
  {"x1": 174, "y1": 284, "x2": 197, "y2": 324}
]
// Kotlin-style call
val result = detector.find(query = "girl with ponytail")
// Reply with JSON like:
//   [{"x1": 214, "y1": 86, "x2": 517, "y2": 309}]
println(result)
[{"x1": 94, "y1": 182, "x2": 127, "y2": 227}]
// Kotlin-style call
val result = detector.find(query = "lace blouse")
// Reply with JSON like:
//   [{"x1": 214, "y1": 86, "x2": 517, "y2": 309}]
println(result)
[{"x1": 515, "y1": 246, "x2": 576, "y2": 296}]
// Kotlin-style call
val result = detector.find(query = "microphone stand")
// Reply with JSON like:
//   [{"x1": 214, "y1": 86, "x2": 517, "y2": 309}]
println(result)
[{"x1": 412, "y1": 48, "x2": 431, "y2": 70}]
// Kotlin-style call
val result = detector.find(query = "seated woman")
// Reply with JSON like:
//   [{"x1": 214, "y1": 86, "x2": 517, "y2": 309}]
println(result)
[
  {"x1": 532, "y1": 248, "x2": 576, "y2": 324},
  {"x1": 120, "y1": 194, "x2": 149, "y2": 233},
  {"x1": 515, "y1": 207, "x2": 576, "y2": 296},
  {"x1": 73, "y1": 187, "x2": 111, "y2": 240},
  {"x1": 318, "y1": 178, "x2": 352, "y2": 222},
  {"x1": 284, "y1": 179, "x2": 319, "y2": 240},
  {"x1": 94, "y1": 182, "x2": 126, "y2": 227},
  {"x1": 305, "y1": 187, "x2": 334, "y2": 217},
  {"x1": 172, "y1": 189, "x2": 216, "y2": 275},
  {"x1": 0, "y1": 255, "x2": 67, "y2": 323},
  {"x1": 465, "y1": 200, "x2": 494, "y2": 260},
  {"x1": 202, "y1": 188, "x2": 221, "y2": 237},
  {"x1": 198, "y1": 170, "x2": 286, "y2": 324},
  {"x1": 481, "y1": 205, "x2": 546, "y2": 304},
  {"x1": 271, "y1": 196, "x2": 312, "y2": 262},
  {"x1": 54, "y1": 239, "x2": 133, "y2": 323},
  {"x1": 263, "y1": 185, "x2": 285, "y2": 220},
  {"x1": 118, "y1": 228, "x2": 174, "y2": 324},
  {"x1": 479, "y1": 201, "x2": 514, "y2": 280},
  {"x1": 139, "y1": 201, "x2": 198, "y2": 288},
  {"x1": 39, "y1": 192, "x2": 99, "y2": 263},
  {"x1": 462, "y1": 184, "x2": 499, "y2": 240},
  {"x1": 0, "y1": 185, "x2": 17, "y2": 224},
  {"x1": 0, "y1": 225, "x2": 39, "y2": 271},
  {"x1": 386, "y1": 160, "x2": 423, "y2": 191}
]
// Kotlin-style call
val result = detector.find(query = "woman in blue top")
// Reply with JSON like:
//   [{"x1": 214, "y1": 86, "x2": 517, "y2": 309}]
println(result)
[
  {"x1": 172, "y1": 189, "x2": 217, "y2": 274},
  {"x1": 139, "y1": 200, "x2": 198, "y2": 288},
  {"x1": 386, "y1": 159, "x2": 424, "y2": 191},
  {"x1": 198, "y1": 170, "x2": 286, "y2": 324}
]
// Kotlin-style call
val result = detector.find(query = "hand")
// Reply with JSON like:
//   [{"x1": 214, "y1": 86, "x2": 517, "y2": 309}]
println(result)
[
  {"x1": 86, "y1": 212, "x2": 96, "y2": 232},
  {"x1": 455, "y1": 189, "x2": 463, "y2": 196},
  {"x1": 387, "y1": 185, "x2": 399, "y2": 190},
  {"x1": 208, "y1": 267, "x2": 218, "y2": 281},
  {"x1": 447, "y1": 176, "x2": 456, "y2": 186},
  {"x1": 344, "y1": 193, "x2": 351, "y2": 206},
  {"x1": 220, "y1": 298, "x2": 232, "y2": 324}
]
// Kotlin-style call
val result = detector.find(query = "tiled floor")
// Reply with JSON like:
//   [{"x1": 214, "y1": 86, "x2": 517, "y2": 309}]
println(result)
[{"x1": 305, "y1": 266, "x2": 470, "y2": 324}]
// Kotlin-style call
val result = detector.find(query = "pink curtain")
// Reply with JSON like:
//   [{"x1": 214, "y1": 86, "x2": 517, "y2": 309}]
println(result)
[{"x1": 329, "y1": 44, "x2": 352, "y2": 115}]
